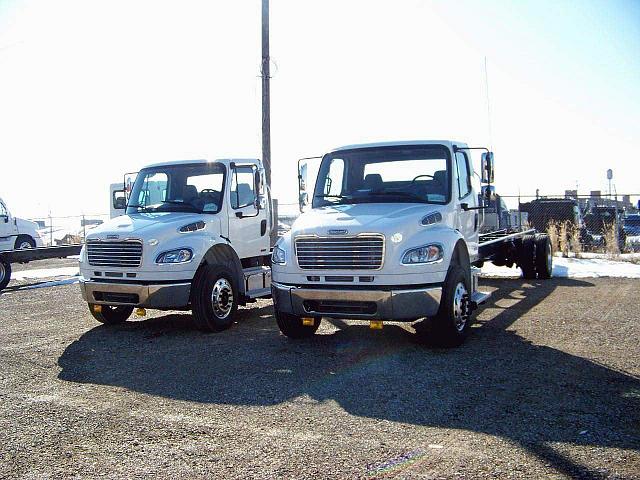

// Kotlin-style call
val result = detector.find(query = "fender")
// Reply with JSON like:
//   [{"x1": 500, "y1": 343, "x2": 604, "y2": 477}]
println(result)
[{"x1": 200, "y1": 243, "x2": 246, "y2": 296}]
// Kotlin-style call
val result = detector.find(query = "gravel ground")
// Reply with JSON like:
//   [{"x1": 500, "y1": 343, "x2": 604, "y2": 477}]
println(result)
[{"x1": 0, "y1": 263, "x2": 638, "y2": 479}]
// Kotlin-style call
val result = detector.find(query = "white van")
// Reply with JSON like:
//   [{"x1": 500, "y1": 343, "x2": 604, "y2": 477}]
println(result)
[{"x1": 0, "y1": 198, "x2": 44, "y2": 251}]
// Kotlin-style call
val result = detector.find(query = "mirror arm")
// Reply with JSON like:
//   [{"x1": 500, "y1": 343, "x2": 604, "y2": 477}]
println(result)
[{"x1": 461, "y1": 203, "x2": 489, "y2": 211}]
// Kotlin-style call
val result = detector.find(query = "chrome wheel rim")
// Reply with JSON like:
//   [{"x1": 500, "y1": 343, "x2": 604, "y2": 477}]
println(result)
[
  {"x1": 0, "y1": 263, "x2": 5, "y2": 283},
  {"x1": 452, "y1": 282, "x2": 469, "y2": 332},
  {"x1": 18, "y1": 241, "x2": 32, "y2": 249},
  {"x1": 211, "y1": 278, "x2": 234, "y2": 319}
]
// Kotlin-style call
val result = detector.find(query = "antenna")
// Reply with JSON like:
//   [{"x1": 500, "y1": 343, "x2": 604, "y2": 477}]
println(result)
[{"x1": 484, "y1": 56, "x2": 493, "y2": 151}]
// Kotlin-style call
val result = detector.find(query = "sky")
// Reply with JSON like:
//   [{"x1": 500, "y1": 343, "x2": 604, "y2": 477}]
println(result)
[{"x1": 0, "y1": 0, "x2": 638, "y2": 218}]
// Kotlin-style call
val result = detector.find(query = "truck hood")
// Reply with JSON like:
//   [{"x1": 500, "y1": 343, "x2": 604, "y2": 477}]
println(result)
[
  {"x1": 15, "y1": 217, "x2": 40, "y2": 232},
  {"x1": 292, "y1": 203, "x2": 440, "y2": 236},
  {"x1": 87, "y1": 213, "x2": 207, "y2": 240}
]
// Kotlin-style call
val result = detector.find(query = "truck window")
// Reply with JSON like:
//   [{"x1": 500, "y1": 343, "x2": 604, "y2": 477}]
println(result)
[
  {"x1": 188, "y1": 174, "x2": 224, "y2": 213},
  {"x1": 455, "y1": 152, "x2": 472, "y2": 199},
  {"x1": 112, "y1": 189, "x2": 126, "y2": 209},
  {"x1": 231, "y1": 166, "x2": 256, "y2": 209},
  {"x1": 136, "y1": 172, "x2": 168, "y2": 207},
  {"x1": 313, "y1": 145, "x2": 451, "y2": 207}
]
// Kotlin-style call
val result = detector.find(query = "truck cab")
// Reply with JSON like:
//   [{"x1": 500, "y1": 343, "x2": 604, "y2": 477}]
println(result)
[
  {"x1": 79, "y1": 159, "x2": 273, "y2": 331},
  {"x1": 0, "y1": 197, "x2": 44, "y2": 252},
  {"x1": 271, "y1": 140, "x2": 499, "y2": 346}
]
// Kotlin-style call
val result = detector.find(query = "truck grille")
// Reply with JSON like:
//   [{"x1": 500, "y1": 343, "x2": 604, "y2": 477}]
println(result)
[
  {"x1": 295, "y1": 235, "x2": 384, "y2": 270},
  {"x1": 87, "y1": 240, "x2": 143, "y2": 268}
]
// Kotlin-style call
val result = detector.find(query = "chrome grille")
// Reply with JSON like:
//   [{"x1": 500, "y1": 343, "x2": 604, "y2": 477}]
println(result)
[
  {"x1": 87, "y1": 240, "x2": 143, "y2": 268},
  {"x1": 295, "y1": 235, "x2": 384, "y2": 270}
]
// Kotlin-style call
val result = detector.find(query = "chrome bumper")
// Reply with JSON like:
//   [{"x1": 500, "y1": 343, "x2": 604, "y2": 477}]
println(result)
[
  {"x1": 80, "y1": 279, "x2": 191, "y2": 309},
  {"x1": 271, "y1": 281, "x2": 442, "y2": 321}
]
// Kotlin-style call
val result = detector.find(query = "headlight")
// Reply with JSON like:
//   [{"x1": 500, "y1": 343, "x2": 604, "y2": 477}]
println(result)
[
  {"x1": 272, "y1": 245, "x2": 286, "y2": 265},
  {"x1": 402, "y1": 244, "x2": 443, "y2": 264},
  {"x1": 156, "y1": 248, "x2": 193, "y2": 264}
]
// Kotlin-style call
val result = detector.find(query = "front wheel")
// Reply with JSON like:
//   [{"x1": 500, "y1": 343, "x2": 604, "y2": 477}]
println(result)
[
  {"x1": 88, "y1": 303, "x2": 133, "y2": 325},
  {"x1": 417, "y1": 265, "x2": 472, "y2": 347},
  {"x1": 275, "y1": 309, "x2": 320, "y2": 339},
  {"x1": 191, "y1": 265, "x2": 238, "y2": 332},
  {"x1": 0, "y1": 258, "x2": 11, "y2": 291},
  {"x1": 15, "y1": 236, "x2": 36, "y2": 250}
]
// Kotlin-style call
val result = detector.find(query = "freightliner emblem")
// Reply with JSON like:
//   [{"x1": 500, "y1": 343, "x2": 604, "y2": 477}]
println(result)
[{"x1": 328, "y1": 229, "x2": 348, "y2": 235}]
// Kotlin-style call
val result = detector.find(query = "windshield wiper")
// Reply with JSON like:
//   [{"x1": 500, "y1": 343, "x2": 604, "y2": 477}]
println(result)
[
  {"x1": 127, "y1": 204, "x2": 148, "y2": 210},
  {"x1": 314, "y1": 194, "x2": 347, "y2": 199}
]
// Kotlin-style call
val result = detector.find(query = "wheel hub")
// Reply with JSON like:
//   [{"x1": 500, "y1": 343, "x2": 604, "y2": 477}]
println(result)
[
  {"x1": 452, "y1": 282, "x2": 470, "y2": 332},
  {"x1": 211, "y1": 278, "x2": 234, "y2": 319},
  {"x1": 19, "y1": 242, "x2": 32, "y2": 249}
]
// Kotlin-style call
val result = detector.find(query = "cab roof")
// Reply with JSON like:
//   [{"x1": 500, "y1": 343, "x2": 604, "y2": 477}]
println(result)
[
  {"x1": 330, "y1": 140, "x2": 466, "y2": 153},
  {"x1": 143, "y1": 158, "x2": 260, "y2": 169}
]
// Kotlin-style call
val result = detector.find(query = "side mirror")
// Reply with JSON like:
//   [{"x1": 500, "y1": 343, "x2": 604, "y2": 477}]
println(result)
[
  {"x1": 481, "y1": 152, "x2": 495, "y2": 184},
  {"x1": 297, "y1": 156, "x2": 322, "y2": 213},
  {"x1": 481, "y1": 185, "x2": 496, "y2": 204},
  {"x1": 298, "y1": 162, "x2": 308, "y2": 212}
]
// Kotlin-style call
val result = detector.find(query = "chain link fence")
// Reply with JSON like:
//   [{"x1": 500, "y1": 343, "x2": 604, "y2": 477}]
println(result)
[
  {"x1": 27, "y1": 192, "x2": 640, "y2": 255},
  {"x1": 490, "y1": 193, "x2": 640, "y2": 254}
]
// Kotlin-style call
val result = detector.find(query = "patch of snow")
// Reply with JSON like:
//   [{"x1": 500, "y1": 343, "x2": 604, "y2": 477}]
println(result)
[
  {"x1": 11, "y1": 267, "x2": 79, "y2": 280},
  {"x1": 482, "y1": 256, "x2": 640, "y2": 279}
]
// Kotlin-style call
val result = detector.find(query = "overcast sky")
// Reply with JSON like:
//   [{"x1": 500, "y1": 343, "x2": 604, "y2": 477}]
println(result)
[{"x1": 1, "y1": 0, "x2": 638, "y2": 218}]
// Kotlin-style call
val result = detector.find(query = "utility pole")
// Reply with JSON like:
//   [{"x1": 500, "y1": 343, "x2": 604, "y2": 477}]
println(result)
[{"x1": 261, "y1": 0, "x2": 271, "y2": 186}]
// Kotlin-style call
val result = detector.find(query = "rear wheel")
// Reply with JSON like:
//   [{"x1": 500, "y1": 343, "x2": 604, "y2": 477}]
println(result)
[
  {"x1": 417, "y1": 265, "x2": 472, "y2": 347},
  {"x1": 534, "y1": 234, "x2": 553, "y2": 279},
  {"x1": 191, "y1": 265, "x2": 238, "y2": 332},
  {"x1": 0, "y1": 258, "x2": 11, "y2": 291},
  {"x1": 518, "y1": 234, "x2": 537, "y2": 279},
  {"x1": 88, "y1": 303, "x2": 133, "y2": 325},
  {"x1": 275, "y1": 309, "x2": 320, "y2": 339}
]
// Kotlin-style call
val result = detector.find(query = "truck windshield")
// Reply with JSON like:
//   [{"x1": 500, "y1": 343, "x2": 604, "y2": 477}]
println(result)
[
  {"x1": 126, "y1": 163, "x2": 226, "y2": 214},
  {"x1": 312, "y1": 145, "x2": 451, "y2": 208}
]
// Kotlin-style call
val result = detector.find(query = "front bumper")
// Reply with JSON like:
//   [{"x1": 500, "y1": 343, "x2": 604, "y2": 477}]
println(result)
[
  {"x1": 80, "y1": 279, "x2": 191, "y2": 309},
  {"x1": 271, "y1": 281, "x2": 442, "y2": 321}
]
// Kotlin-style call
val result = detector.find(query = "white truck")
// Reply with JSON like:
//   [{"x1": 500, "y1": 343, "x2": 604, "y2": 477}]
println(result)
[
  {"x1": 0, "y1": 197, "x2": 48, "y2": 291},
  {"x1": 271, "y1": 141, "x2": 552, "y2": 346},
  {"x1": 0, "y1": 198, "x2": 44, "y2": 252},
  {"x1": 79, "y1": 159, "x2": 274, "y2": 330}
]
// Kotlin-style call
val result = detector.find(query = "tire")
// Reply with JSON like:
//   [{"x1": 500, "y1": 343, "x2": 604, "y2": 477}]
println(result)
[
  {"x1": 417, "y1": 265, "x2": 472, "y2": 347},
  {"x1": 191, "y1": 264, "x2": 238, "y2": 332},
  {"x1": 275, "y1": 309, "x2": 321, "y2": 339},
  {"x1": 15, "y1": 235, "x2": 36, "y2": 250},
  {"x1": 0, "y1": 257, "x2": 11, "y2": 291},
  {"x1": 88, "y1": 303, "x2": 133, "y2": 325},
  {"x1": 534, "y1": 234, "x2": 553, "y2": 279},
  {"x1": 518, "y1": 234, "x2": 537, "y2": 279}
]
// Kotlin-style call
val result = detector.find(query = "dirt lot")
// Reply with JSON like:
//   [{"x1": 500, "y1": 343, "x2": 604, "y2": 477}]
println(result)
[{"x1": 0, "y1": 265, "x2": 639, "y2": 479}]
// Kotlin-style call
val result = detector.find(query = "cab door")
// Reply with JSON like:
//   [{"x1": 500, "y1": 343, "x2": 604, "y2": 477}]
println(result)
[
  {"x1": 0, "y1": 201, "x2": 15, "y2": 251},
  {"x1": 454, "y1": 151, "x2": 479, "y2": 259},
  {"x1": 227, "y1": 165, "x2": 268, "y2": 259}
]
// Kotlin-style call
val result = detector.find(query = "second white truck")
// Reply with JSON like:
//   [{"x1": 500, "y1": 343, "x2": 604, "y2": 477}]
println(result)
[{"x1": 271, "y1": 140, "x2": 552, "y2": 346}]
